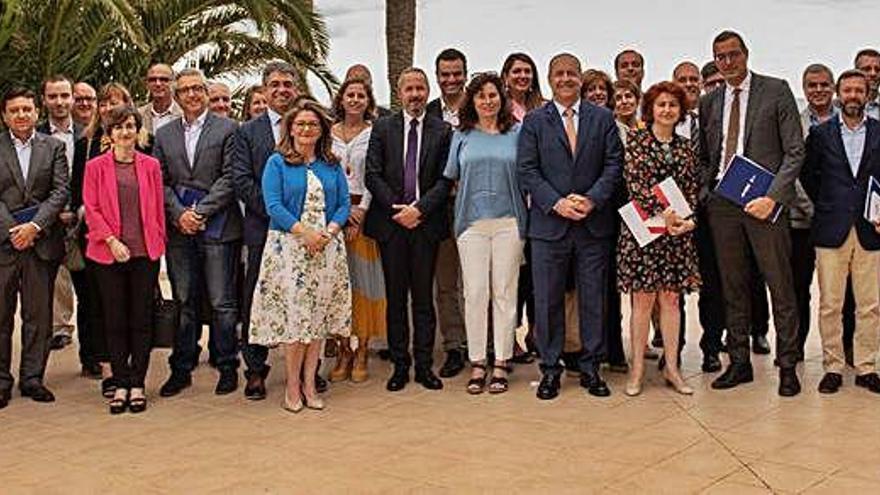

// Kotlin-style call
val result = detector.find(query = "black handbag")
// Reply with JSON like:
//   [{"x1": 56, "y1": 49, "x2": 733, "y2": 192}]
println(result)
[{"x1": 153, "y1": 285, "x2": 180, "y2": 349}]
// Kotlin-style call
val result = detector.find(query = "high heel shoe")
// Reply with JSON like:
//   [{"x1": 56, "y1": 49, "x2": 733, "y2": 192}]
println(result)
[
  {"x1": 282, "y1": 391, "x2": 303, "y2": 413},
  {"x1": 109, "y1": 389, "x2": 128, "y2": 415},
  {"x1": 303, "y1": 394, "x2": 324, "y2": 410},
  {"x1": 625, "y1": 369, "x2": 644, "y2": 397},
  {"x1": 663, "y1": 370, "x2": 694, "y2": 396}
]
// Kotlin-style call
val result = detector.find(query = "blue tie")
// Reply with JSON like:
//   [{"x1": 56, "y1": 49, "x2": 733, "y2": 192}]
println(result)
[{"x1": 403, "y1": 119, "x2": 418, "y2": 203}]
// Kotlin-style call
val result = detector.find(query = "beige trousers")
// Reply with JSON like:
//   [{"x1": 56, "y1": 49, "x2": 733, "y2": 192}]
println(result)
[
  {"x1": 52, "y1": 266, "x2": 75, "y2": 334},
  {"x1": 816, "y1": 228, "x2": 880, "y2": 374}
]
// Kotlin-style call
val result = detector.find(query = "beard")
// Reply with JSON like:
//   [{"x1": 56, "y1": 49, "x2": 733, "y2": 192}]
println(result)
[{"x1": 841, "y1": 101, "x2": 865, "y2": 119}]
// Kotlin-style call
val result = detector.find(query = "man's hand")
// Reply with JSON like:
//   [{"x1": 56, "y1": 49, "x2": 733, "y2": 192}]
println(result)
[
  {"x1": 349, "y1": 206, "x2": 366, "y2": 226},
  {"x1": 744, "y1": 196, "x2": 776, "y2": 221},
  {"x1": 344, "y1": 224, "x2": 361, "y2": 242},
  {"x1": 554, "y1": 196, "x2": 589, "y2": 221},
  {"x1": 9, "y1": 223, "x2": 38, "y2": 250},
  {"x1": 178, "y1": 209, "x2": 204, "y2": 235},
  {"x1": 392, "y1": 204, "x2": 422, "y2": 229}
]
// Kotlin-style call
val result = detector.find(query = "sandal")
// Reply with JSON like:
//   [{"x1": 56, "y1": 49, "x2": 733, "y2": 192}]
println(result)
[
  {"x1": 466, "y1": 363, "x2": 487, "y2": 395},
  {"x1": 101, "y1": 377, "x2": 117, "y2": 399},
  {"x1": 109, "y1": 389, "x2": 128, "y2": 415},
  {"x1": 488, "y1": 364, "x2": 511, "y2": 394},
  {"x1": 129, "y1": 388, "x2": 147, "y2": 413}
]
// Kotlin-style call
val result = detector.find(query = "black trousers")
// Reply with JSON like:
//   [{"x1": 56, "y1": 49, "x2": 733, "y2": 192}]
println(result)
[
  {"x1": 789, "y1": 228, "x2": 815, "y2": 354},
  {"x1": 94, "y1": 258, "x2": 159, "y2": 389},
  {"x1": 378, "y1": 228, "x2": 440, "y2": 371},
  {"x1": 241, "y1": 243, "x2": 269, "y2": 378},
  {"x1": 0, "y1": 251, "x2": 58, "y2": 392},
  {"x1": 605, "y1": 235, "x2": 626, "y2": 364},
  {"x1": 706, "y1": 197, "x2": 799, "y2": 368}
]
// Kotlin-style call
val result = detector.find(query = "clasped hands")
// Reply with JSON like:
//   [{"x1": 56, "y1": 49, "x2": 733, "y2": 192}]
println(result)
[
  {"x1": 8, "y1": 222, "x2": 39, "y2": 251},
  {"x1": 553, "y1": 194, "x2": 594, "y2": 221},
  {"x1": 178, "y1": 208, "x2": 206, "y2": 235},
  {"x1": 661, "y1": 208, "x2": 695, "y2": 236},
  {"x1": 392, "y1": 203, "x2": 422, "y2": 229},
  {"x1": 293, "y1": 222, "x2": 341, "y2": 255}
]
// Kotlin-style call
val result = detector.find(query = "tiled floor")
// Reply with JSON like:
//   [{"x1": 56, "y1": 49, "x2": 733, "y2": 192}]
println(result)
[{"x1": 3, "y1": 294, "x2": 880, "y2": 494}]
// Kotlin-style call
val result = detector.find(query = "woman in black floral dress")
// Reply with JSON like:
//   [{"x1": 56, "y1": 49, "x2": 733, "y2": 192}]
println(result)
[{"x1": 617, "y1": 81, "x2": 701, "y2": 397}]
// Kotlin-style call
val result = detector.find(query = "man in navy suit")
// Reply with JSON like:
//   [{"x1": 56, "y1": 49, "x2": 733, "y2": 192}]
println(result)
[
  {"x1": 231, "y1": 61, "x2": 299, "y2": 400},
  {"x1": 517, "y1": 53, "x2": 623, "y2": 400},
  {"x1": 801, "y1": 69, "x2": 880, "y2": 395}
]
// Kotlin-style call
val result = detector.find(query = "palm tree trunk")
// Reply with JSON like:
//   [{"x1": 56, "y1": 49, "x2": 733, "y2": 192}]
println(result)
[{"x1": 385, "y1": 0, "x2": 415, "y2": 110}]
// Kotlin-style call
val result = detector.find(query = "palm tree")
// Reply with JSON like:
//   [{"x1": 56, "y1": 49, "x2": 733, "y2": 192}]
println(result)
[
  {"x1": 0, "y1": 0, "x2": 335, "y2": 101},
  {"x1": 385, "y1": 0, "x2": 416, "y2": 110}
]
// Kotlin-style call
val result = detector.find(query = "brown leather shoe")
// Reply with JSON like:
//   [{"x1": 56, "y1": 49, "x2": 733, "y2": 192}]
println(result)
[
  {"x1": 351, "y1": 342, "x2": 369, "y2": 383},
  {"x1": 330, "y1": 338, "x2": 353, "y2": 382}
]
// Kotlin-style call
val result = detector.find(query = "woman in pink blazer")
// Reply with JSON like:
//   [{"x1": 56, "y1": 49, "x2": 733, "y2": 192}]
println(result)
[{"x1": 83, "y1": 106, "x2": 165, "y2": 414}]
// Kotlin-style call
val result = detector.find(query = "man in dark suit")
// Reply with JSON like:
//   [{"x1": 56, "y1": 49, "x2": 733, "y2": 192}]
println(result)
[
  {"x1": 699, "y1": 31, "x2": 805, "y2": 396},
  {"x1": 801, "y1": 69, "x2": 880, "y2": 395},
  {"x1": 425, "y1": 48, "x2": 468, "y2": 378},
  {"x1": 154, "y1": 68, "x2": 243, "y2": 397},
  {"x1": 0, "y1": 88, "x2": 69, "y2": 408},
  {"x1": 231, "y1": 61, "x2": 299, "y2": 400},
  {"x1": 365, "y1": 67, "x2": 452, "y2": 392},
  {"x1": 517, "y1": 53, "x2": 623, "y2": 400}
]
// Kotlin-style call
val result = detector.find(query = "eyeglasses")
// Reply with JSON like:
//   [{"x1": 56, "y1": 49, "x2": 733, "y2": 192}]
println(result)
[
  {"x1": 293, "y1": 121, "x2": 320, "y2": 130},
  {"x1": 210, "y1": 96, "x2": 231, "y2": 103},
  {"x1": 177, "y1": 85, "x2": 207, "y2": 95},
  {"x1": 74, "y1": 96, "x2": 97, "y2": 103}
]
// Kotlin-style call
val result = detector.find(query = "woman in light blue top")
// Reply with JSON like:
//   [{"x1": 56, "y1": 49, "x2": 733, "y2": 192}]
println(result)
[
  {"x1": 444, "y1": 72, "x2": 526, "y2": 394},
  {"x1": 250, "y1": 100, "x2": 351, "y2": 413}
]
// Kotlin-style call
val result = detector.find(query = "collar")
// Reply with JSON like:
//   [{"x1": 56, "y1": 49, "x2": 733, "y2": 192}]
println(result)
[
  {"x1": 808, "y1": 105, "x2": 837, "y2": 125},
  {"x1": 839, "y1": 112, "x2": 867, "y2": 132},
  {"x1": 183, "y1": 110, "x2": 209, "y2": 130},
  {"x1": 49, "y1": 118, "x2": 74, "y2": 135},
  {"x1": 404, "y1": 111, "x2": 424, "y2": 127},
  {"x1": 150, "y1": 101, "x2": 175, "y2": 118},
  {"x1": 10, "y1": 130, "x2": 35, "y2": 147},
  {"x1": 553, "y1": 98, "x2": 581, "y2": 117},
  {"x1": 267, "y1": 108, "x2": 283, "y2": 126},
  {"x1": 440, "y1": 95, "x2": 462, "y2": 114},
  {"x1": 726, "y1": 71, "x2": 752, "y2": 95}
]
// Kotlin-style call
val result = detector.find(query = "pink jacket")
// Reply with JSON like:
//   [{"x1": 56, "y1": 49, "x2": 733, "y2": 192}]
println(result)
[{"x1": 83, "y1": 151, "x2": 166, "y2": 264}]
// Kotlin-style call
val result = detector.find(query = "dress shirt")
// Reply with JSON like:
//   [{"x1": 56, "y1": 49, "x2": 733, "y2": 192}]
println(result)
[
  {"x1": 402, "y1": 111, "x2": 424, "y2": 201},
  {"x1": 440, "y1": 98, "x2": 460, "y2": 127},
  {"x1": 553, "y1": 98, "x2": 581, "y2": 133},
  {"x1": 807, "y1": 105, "x2": 838, "y2": 128},
  {"x1": 839, "y1": 113, "x2": 867, "y2": 177},
  {"x1": 718, "y1": 71, "x2": 752, "y2": 177},
  {"x1": 267, "y1": 108, "x2": 283, "y2": 145},
  {"x1": 183, "y1": 110, "x2": 208, "y2": 167},
  {"x1": 11, "y1": 130, "x2": 35, "y2": 181},
  {"x1": 866, "y1": 98, "x2": 880, "y2": 121},
  {"x1": 49, "y1": 119, "x2": 75, "y2": 170},
  {"x1": 675, "y1": 110, "x2": 699, "y2": 141},
  {"x1": 150, "y1": 103, "x2": 178, "y2": 133}
]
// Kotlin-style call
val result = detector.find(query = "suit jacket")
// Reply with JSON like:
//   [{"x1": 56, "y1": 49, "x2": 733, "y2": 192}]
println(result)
[
  {"x1": 231, "y1": 112, "x2": 275, "y2": 246},
  {"x1": 425, "y1": 98, "x2": 443, "y2": 121},
  {"x1": 698, "y1": 72, "x2": 805, "y2": 206},
  {"x1": 0, "y1": 131, "x2": 69, "y2": 264},
  {"x1": 37, "y1": 121, "x2": 82, "y2": 212},
  {"x1": 82, "y1": 151, "x2": 166, "y2": 264},
  {"x1": 517, "y1": 100, "x2": 623, "y2": 241},
  {"x1": 153, "y1": 113, "x2": 243, "y2": 245},
  {"x1": 364, "y1": 111, "x2": 453, "y2": 243},
  {"x1": 36, "y1": 120, "x2": 83, "y2": 144},
  {"x1": 801, "y1": 117, "x2": 880, "y2": 250}
]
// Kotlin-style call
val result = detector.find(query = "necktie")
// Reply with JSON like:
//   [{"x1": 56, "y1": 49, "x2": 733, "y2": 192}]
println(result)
[
  {"x1": 403, "y1": 119, "x2": 419, "y2": 203},
  {"x1": 563, "y1": 107, "x2": 577, "y2": 154},
  {"x1": 723, "y1": 88, "x2": 741, "y2": 169},
  {"x1": 688, "y1": 111, "x2": 700, "y2": 153}
]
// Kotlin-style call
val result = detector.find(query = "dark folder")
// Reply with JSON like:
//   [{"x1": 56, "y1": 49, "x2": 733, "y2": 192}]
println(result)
[
  {"x1": 11, "y1": 205, "x2": 39, "y2": 224},
  {"x1": 714, "y1": 155, "x2": 782, "y2": 223},
  {"x1": 174, "y1": 186, "x2": 227, "y2": 240}
]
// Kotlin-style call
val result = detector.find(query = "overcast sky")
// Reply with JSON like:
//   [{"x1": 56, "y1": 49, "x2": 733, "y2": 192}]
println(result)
[{"x1": 309, "y1": 0, "x2": 880, "y2": 105}]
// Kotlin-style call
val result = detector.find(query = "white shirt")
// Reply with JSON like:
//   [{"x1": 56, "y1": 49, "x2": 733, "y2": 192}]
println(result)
[
  {"x1": 266, "y1": 108, "x2": 283, "y2": 145},
  {"x1": 183, "y1": 110, "x2": 208, "y2": 167},
  {"x1": 49, "y1": 119, "x2": 75, "y2": 171},
  {"x1": 402, "y1": 111, "x2": 424, "y2": 201},
  {"x1": 718, "y1": 71, "x2": 752, "y2": 177},
  {"x1": 675, "y1": 110, "x2": 699, "y2": 141},
  {"x1": 11, "y1": 130, "x2": 35, "y2": 181},
  {"x1": 331, "y1": 127, "x2": 373, "y2": 210},
  {"x1": 840, "y1": 113, "x2": 868, "y2": 177},
  {"x1": 553, "y1": 98, "x2": 581, "y2": 133},
  {"x1": 440, "y1": 98, "x2": 460, "y2": 127},
  {"x1": 151, "y1": 103, "x2": 178, "y2": 133}
]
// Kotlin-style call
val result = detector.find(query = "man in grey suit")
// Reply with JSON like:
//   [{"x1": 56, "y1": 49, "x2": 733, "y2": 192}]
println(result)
[
  {"x1": 153, "y1": 69, "x2": 243, "y2": 397},
  {"x1": 698, "y1": 31, "x2": 805, "y2": 396},
  {"x1": 0, "y1": 88, "x2": 69, "y2": 408}
]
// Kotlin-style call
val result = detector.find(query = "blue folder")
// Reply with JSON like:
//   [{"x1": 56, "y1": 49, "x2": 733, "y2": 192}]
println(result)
[
  {"x1": 174, "y1": 186, "x2": 227, "y2": 240},
  {"x1": 11, "y1": 205, "x2": 39, "y2": 224},
  {"x1": 714, "y1": 155, "x2": 782, "y2": 223}
]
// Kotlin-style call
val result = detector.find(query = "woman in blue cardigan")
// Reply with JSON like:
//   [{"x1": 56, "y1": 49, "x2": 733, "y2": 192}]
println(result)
[{"x1": 249, "y1": 100, "x2": 351, "y2": 413}]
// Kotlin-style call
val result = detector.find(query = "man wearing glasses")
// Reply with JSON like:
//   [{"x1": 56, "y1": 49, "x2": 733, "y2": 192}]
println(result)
[
  {"x1": 698, "y1": 31, "x2": 805, "y2": 396},
  {"x1": 72, "y1": 82, "x2": 97, "y2": 128},
  {"x1": 137, "y1": 63, "x2": 182, "y2": 137}
]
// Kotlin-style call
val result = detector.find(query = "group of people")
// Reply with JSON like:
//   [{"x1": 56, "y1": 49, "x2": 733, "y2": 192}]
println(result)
[{"x1": 2, "y1": 28, "x2": 880, "y2": 415}]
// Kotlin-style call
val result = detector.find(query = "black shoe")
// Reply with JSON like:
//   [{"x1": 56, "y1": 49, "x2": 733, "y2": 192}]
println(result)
[
  {"x1": 711, "y1": 364, "x2": 754, "y2": 390},
  {"x1": 651, "y1": 332, "x2": 664, "y2": 349},
  {"x1": 81, "y1": 363, "x2": 102, "y2": 380},
  {"x1": 702, "y1": 353, "x2": 722, "y2": 373},
  {"x1": 101, "y1": 377, "x2": 118, "y2": 399},
  {"x1": 215, "y1": 370, "x2": 238, "y2": 395},
  {"x1": 778, "y1": 367, "x2": 801, "y2": 397},
  {"x1": 128, "y1": 396, "x2": 147, "y2": 414},
  {"x1": 386, "y1": 367, "x2": 410, "y2": 392},
  {"x1": 159, "y1": 373, "x2": 192, "y2": 397},
  {"x1": 316, "y1": 373, "x2": 329, "y2": 394},
  {"x1": 378, "y1": 349, "x2": 391, "y2": 361},
  {"x1": 536, "y1": 373, "x2": 561, "y2": 400},
  {"x1": 20, "y1": 384, "x2": 56, "y2": 402},
  {"x1": 439, "y1": 350, "x2": 465, "y2": 378},
  {"x1": 49, "y1": 334, "x2": 72, "y2": 350},
  {"x1": 415, "y1": 369, "x2": 443, "y2": 390},
  {"x1": 855, "y1": 372, "x2": 880, "y2": 394},
  {"x1": 243, "y1": 365, "x2": 270, "y2": 401},
  {"x1": 752, "y1": 335, "x2": 771, "y2": 355},
  {"x1": 0, "y1": 389, "x2": 10, "y2": 409},
  {"x1": 579, "y1": 371, "x2": 611, "y2": 397},
  {"x1": 818, "y1": 372, "x2": 843, "y2": 394}
]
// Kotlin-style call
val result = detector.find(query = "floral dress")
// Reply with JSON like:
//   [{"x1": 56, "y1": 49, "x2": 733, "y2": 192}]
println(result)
[
  {"x1": 617, "y1": 128, "x2": 701, "y2": 293},
  {"x1": 249, "y1": 168, "x2": 352, "y2": 345}
]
